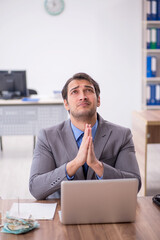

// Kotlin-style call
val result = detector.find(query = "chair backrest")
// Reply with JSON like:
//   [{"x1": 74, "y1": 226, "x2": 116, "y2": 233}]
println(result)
[{"x1": 28, "y1": 89, "x2": 38, "y2": 95}]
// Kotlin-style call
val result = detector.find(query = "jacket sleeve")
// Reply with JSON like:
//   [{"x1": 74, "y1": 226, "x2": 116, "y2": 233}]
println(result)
[
  {"x1": 102, "y1": 128, "x2": 141, "y2": 192},
  {"x1": 29, "y1": 129, "x2": 67, "y2": 200}
]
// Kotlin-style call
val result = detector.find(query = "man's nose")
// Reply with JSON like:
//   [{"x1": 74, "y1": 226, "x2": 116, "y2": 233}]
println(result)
[{"x1": 79, "y1": 91, "x2": 87, "y2": 100}]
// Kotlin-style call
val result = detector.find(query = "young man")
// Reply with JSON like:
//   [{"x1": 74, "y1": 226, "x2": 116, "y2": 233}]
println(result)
[{"x1": 29, "y1": 73, "x2": 141, "y2": 200}]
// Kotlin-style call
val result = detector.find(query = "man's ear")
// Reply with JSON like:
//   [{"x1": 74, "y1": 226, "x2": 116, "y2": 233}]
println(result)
[
  {"x1": 97, "y1": 96, "x2": 100, "y2": 107},
  {"x1": 64, "y1": 99, "x2": 70, "y2": 111}
]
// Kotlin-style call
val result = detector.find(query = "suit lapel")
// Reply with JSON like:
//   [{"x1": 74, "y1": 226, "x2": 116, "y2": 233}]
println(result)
[
  {"x1": 58, "y1": 119, "x2": 77, "y2": 160},
  {"x1": 94, "y1": 123, "x2": 112, "y2": 160},
  {"x1": 57, "y1": 119, "x2": 85, "y2": 179}
]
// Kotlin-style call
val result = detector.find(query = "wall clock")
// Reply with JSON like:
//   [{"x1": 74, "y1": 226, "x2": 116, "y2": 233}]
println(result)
[{"x1": 44, "y1": 0, "x2": 65, "y2": 16}]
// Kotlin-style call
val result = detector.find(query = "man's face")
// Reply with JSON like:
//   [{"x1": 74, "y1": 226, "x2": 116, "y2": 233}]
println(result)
[{"x1": 64, "y1": 79, "x2": 100, "y2": 120}]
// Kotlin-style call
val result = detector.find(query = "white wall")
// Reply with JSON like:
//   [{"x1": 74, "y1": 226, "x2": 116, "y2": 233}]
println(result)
[{"x1": 0, "y1": 0, "x2": 142, "y2": 128}]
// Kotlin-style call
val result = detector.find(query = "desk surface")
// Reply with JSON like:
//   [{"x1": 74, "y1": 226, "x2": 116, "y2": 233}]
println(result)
[
  {"x1": 0, "y1": 197, "x2": 160, "y2": 240},
  {"x1": 0, "y1": 97, "x2": 64, "y2": 106},
  {"x1": 133, "y1": 110, "x2": 160, "y2": 125}
]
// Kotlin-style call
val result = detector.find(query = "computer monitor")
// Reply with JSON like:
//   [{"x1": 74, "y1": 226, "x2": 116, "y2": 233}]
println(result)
[{"x1": 0, "y1": 70, "x2": 28, "y2": 99}]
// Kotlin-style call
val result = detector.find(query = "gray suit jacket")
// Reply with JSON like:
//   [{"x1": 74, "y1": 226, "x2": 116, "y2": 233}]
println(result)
[{"x1": 29, "y1": 114, "x2": 141, "y2": 200}]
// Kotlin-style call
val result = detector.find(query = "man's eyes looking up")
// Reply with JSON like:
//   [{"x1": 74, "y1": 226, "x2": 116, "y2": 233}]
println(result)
[{"x1": 71, "y1": 89, "x2": 94, "y2": 95}]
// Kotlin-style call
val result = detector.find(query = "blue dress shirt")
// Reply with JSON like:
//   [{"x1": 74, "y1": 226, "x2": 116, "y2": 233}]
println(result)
[{"x1": 65, "y1": 120, "x2": 103, "y2": 180}]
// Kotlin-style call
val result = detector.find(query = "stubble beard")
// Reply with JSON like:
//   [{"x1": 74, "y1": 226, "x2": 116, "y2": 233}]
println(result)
[{"x1": 70, "y1": 107, "x2": 97, "y2": 122}]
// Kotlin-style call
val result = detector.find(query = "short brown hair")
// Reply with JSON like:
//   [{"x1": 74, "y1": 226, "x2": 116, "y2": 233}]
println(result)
[{"x1": 61, "y1": 72, "x2": 100, "y2": 100}]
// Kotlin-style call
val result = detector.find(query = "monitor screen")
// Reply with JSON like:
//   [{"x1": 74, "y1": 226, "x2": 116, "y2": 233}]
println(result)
[{"x1": 0, "y1": 70, "x2": 28, "y2": 99}]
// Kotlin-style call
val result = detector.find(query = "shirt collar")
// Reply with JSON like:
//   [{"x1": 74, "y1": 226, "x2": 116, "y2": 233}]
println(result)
[{"x1": 71, "y1": 120, "x2": 98, "y2": 141}]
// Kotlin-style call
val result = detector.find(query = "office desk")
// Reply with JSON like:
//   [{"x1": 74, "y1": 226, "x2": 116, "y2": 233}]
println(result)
[
  {"x1": 0, "y1": 98, "x2": 67, "y2": 136},
  {"x1": 0, "y1": 197, "x2": 160, "y2": 240},
  {"x1": 132, "y1": 110, "x2": 160, "y2": 196}
]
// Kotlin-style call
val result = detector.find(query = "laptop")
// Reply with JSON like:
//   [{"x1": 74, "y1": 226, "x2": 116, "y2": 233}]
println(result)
[{"x1": 60, "y1": 178, "x2": 138, "y2": 224}]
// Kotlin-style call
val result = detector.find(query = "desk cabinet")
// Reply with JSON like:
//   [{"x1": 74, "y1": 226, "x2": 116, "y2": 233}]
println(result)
[
  {"x1": 132, "y1": 110, "x2": 160, "y2": 196},
  {"x1": 0, "y1": 99, "x2": 68, "y2": 136}
]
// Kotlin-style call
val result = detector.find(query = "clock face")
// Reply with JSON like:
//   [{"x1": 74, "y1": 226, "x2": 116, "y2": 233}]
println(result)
[{"x1": 44, "y1": 0, "x2": 65, "y2": 16}]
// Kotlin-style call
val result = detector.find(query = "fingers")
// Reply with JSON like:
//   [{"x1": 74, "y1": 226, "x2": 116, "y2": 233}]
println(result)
[
  {"x1": 87, "y1": 124, "x2": 92, "y2": 137},
  {"x1": 86, "y1": 136, "x2": 99, "y2": 168},
  {"x1": 80, "y1": 124, "x2": 91, "y2": 147},
  {"x1": 76, "y1": 124, "x2": 92, "y2": 167},
  {"x1": 87, "y1": 136, "x2": 93, "y2": 155},
  {"x1": 84, "y1": 124, "x2": 92, "y2": 138},
  {"x1": 88, "y1": 135, "x2": 93, "y2": 148}
]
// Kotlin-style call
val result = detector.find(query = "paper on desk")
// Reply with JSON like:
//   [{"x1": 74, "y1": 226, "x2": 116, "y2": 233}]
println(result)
[{"x1": 8, "y1": 203, "x2": 57, "y2": 220}]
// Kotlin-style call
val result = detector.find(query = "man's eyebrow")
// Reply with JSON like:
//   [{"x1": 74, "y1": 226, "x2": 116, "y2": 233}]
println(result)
[
  {"x1": 69, "y1": 86, "x2": 80, "y2": 92},
  {"x1": 69, "y1": 85, "x2": 94, "y2": 93},
  {"x1": 84, "y1": 85, "x2": 94, "y2": 89}
]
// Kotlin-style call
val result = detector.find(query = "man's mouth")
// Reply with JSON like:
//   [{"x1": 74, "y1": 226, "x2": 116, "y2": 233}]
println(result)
[{"x1": 78, "y1": 101, "x2": 90, "y2": 107}]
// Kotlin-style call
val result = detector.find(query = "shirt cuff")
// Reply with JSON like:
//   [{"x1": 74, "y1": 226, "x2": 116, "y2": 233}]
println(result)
[
  {"x1": 96, "y1": 174, "x2": 103, "y2": 180},
  {"x1": 65, "y1": 164, "x2": 75, "y2": 180}
]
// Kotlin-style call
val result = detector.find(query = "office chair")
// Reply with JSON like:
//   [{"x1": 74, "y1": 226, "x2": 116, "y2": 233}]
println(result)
[
  {"x1": 0, "y1": 136, "x2": 2, "y2": 151},
  {"x1": 28, "y1": 89, "x2": 38, "y2": 95},
  {"x1": 28, "y1": 89, "x2": 38, "y2": 149}
]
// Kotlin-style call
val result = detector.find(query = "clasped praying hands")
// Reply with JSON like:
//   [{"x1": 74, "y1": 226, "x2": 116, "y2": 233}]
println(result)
[{"x1": 66, "y1": 124, "x2": 104, "y2": 178}]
